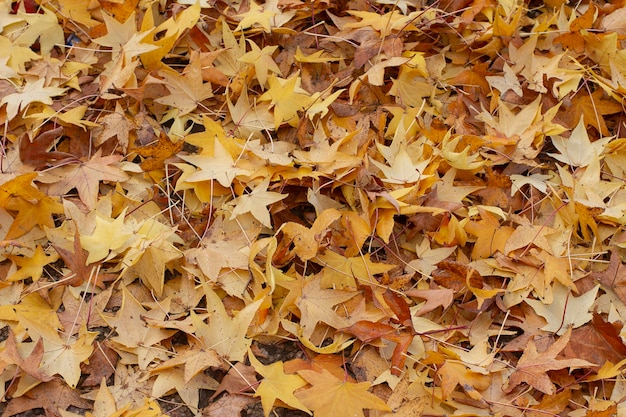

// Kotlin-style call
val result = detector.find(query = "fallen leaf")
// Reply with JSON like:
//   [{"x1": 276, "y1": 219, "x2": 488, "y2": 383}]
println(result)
[
  {"x1": 295, "y1": 368, "x2": 391, "y2": 417},
  {"x1": 525, "y1": 282, "x2": 599, "y2": 335},
  {"x1": 248, "y1": 348, "x2": 310, "y2": 416},
  {"x1": 505, "y1": 327, "x2": 595, "y2": 394},
  {"x1": 42, "y1": 150, "x2": 129, "y2": 209}
]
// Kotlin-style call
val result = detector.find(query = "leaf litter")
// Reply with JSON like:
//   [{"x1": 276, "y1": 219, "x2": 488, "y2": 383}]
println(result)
[{"x1": 1, "y1": 0, "x2": 626, "y2": 416}]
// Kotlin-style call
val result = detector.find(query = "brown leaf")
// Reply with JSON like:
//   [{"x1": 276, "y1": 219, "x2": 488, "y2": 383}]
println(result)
[
  {"x1": 2, "y1": 379, "x2": 92, "y2": 417},
  {"x1": 340, "y1": 320, "x2": 414, "y2": 375},
  {"x1": 505, "y1": 327, "x2": 594, "y2": 394},
  {"x1": 592, "y1": 249, "x2": 626, "y2": 304},
  {"x1": 526, "y1": 389, "x2": 571, "y2": 417},
  {"x1": 432, "y1": 260, "x2": 483, "y2": 292},
  {"x1": 0, "y1": 330, "x2": 51, "y2": 382},
  {"x1": 81, "y1": 342, "x2": 118, "y2": 387},
  {"x1": 210, "y1": 362, "x2": 257, "y2": 400},
  {"x1": 201, "y1": 394, "x2": 256, "y2": 417},
  {"x1": 52, "y1": 229, "x2": 97, "y2": 287},
  {"x1": 406, "y1": 287, "x2": 454, "y2": 316},
  {"x1": 19, "y1": 127, "x2": 71, "y2": 169},
  {"x1": 562, "y1": 313, "x2": 626, "y2": 370},
  {"x1": 382, "y1": 289, "x2": 412, "y2": 326}
]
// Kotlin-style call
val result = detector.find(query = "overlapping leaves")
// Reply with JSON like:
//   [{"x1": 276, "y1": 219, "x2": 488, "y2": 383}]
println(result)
[{"x1": 1, "y1": 0, "x2": 626, "y2": 416}]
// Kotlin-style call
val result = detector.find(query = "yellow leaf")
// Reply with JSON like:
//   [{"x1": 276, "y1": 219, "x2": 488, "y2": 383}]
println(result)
[
  {"x1": 7, "y1": 245, "x2": 59, "y2": 282},
  {"x1": 314, "y1": 250, "x2": 394, "y2": 290},
  {"x1": 259, "y1": 72, "x2": 314, "y2": 128},
  {"x1": 344, "y1": 10, "x2": 418, "y2": 35},
  {"x1": 526, "y1": 282, "x2": 599, "y2": 335},
  {"x1": 239, "y1": 41, "x2": 281, "y2": 88},
  {"x1": 154, "y1": 54, "x2": 214, "y2": 115},
  {"x1": 279, "y1": 209, "x2": 342, "y2": 261},
  {"x1": 228, "y1": 177, "x2": 287, "y2": 228},
  {"x1": 15, "y1": 7, "x2": 64, "y2": 55},
  {"x1": 140, "y1": 3, "x2": 200, "y2": 69},
  {"x1": 80, "y1": 209, "x2": 134, "y2": 264},
  {"x1": 192, "y1": 283, "x2": 263, "y2": 362},
  {"x1": 26, "y1": 105, "x2": 100, "y2": 130},
  {"x1": 548, "y1": 117, "x2": 611, "y2": 167},
  {"x1": 294, "y1": 47, "x2": 341, "y2": 63},
  {"x1": 179, "y1": 138, "x2": 250, "y2": 187},
  {"x1": 295, "y1": 369, "x2": 391, "y2": 417},
  {"x1": 0, "y1": 78, "x2": 66, "y2": 121},
  {"x1": 248, "y1": 348, "x2": 310, "y2": 417},
  {"x1": 93, "y1": 12, "x2": 157, "y2": 60},
  {"x1": 39, "y1": 326, "x2": 97, "y2": 388},
  {"x1": 441, "y1": 132, "x2": 486, "y2": 170}
]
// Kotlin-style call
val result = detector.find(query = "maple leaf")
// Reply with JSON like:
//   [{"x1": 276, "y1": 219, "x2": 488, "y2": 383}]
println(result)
[
  {"x1": 314, "y1": 250, "x2": 395, "y2": 289},
  {"x1": 1, "y1": 380, "x2": 91, "y2": 417},
  {"x1": 121, "y1": 214, "x2": 184, "y2": 296},
  {"x1": 239, "y1": 40, "x2": 281, "y2": 88},
  {"x1": 226, "y1": 87, "x2": 275, "y2": 136},
  {"x1": 563, "y1": 313, "x2": 626, "y2": 371},
  {"x1": 291, "y1": 133, "x2": 362, "y2": 175},
  {"x1": 0, "y1": 78, "x2": 66, "y2": 120},
  {"x1": 139, "y1": 3, "x2": 200, "y2": 69},
  {"x1": 52, "y1": 229, "x2": 112, "y2": 288},
  {"x1": 58, "y1": 288, "x2": 110, "y2": 335},
  {"x1": 4, "y1": 192, "x2": 64, "y2": 239},
  {"x1": 441, "y1": 132, "x2": 486, "y2": 170},
  {"x1": 134, "y1": 130, "x2": 183, "y2": 172},
  {"x1": 93, "y1": 12, "x2": 157, "y2": 60},
  {"x1": 296, "y1": 274, "x2": 358, "y2": 340},
  {"x1": 39, "y1": 326, "x2": 97, "y2": 388},
  {"x1": 344, "y1": 10, "x2": 418, "y2": 35},
  {"x1": 437, "y1": 361, "x2": 490, "y2": 400},
  {"x1": 80, "y1": 209, "x2": 134, "y2": 264},
  {"x1": 525, "y1": 282, "x2": 599, "y2": 335},
  {"x1": 227, "y1": 177, "x2": 287, "y2": 228},
  {"x1": 191, "y1": 284, "x2": 263, "y2": 362},
  {"x1": 153, "y1": 345, "x2": 221, "y2": 384},
  {"x1": 185, "y1": 216, "x2": 251, "y2": 281},
  {"x1": 592, "y1": 249, "x2": 626, "y2": 304},
  {"x1": 549, "y1": 117, "x2": 612, "y2": 167},
  {"x1": 561, "y1": 89, "x2": 622, "y2": 135},
  {"x1": 41, "y1": 150, "x2": 129, "y2": 209},
  {"x1": 55, "y1": 0, "x2": 99, "y2": 28},
  {"x1": 280, "y1": 208, "x2": 342, "y2": 261},
  {"x1": 101, "y1": 287, "x2": 176, "y2": 369},
  {"x1": 248, "y1": 348, "x2": 310, "y2": 416},
  {"x1": 155, "y1": 55, "x2": 214, "y2": 115},
  {"x1": 259, "y1": 72, "x2": 314, "y2": 128},
  {"x1": 15, "y1": 7, "x2": 64, "y2": 55},
  {"x1": 0, "y1": 330, "x2": 51, "y2": 382},
  {"x1": 341, "y1": 320, "x2": 414, "y2": 375},
  {"x1": 370, "y1": 143, "x2": 430, "y2": 185},
  {"x1": 485, "y1": 62, "x2": 522, "y2": 96},
  {"x1": 98, "y1": 53, "x2": 140, "y2": 99},
  {"x1": 407, "y1": 237, "x2": 457, "y2": 277},
  {"x1": 464, "y1": 208, "x2": 515, "y2": 259},
  {"x1": 7, "y1": 245, "x2": 59, "y2": 282},
  {"x1": 151, "y1": 366, "x2": 218, "y2": 410},
  {"x1": 234, "y1": 0, "x2": 294, "y2": 33},
  {"x1": 295, "y1": 368, "x2": 391, "y2": 417},
  {"x1": 406, "y1": 287, "x2": 454, "y2": 316},
  {"x1": 95, "y1": 101, "x2": 136, "y2": 149},
  {"x1": 505, "y1": 327, "x2": 594, "y2": 394},
  {"x1": 508, "y1": 35, "x2": 575, "y2": 95},
  {"x1": 179, "y1": 138, "x2": 249, "y2": 187}
]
